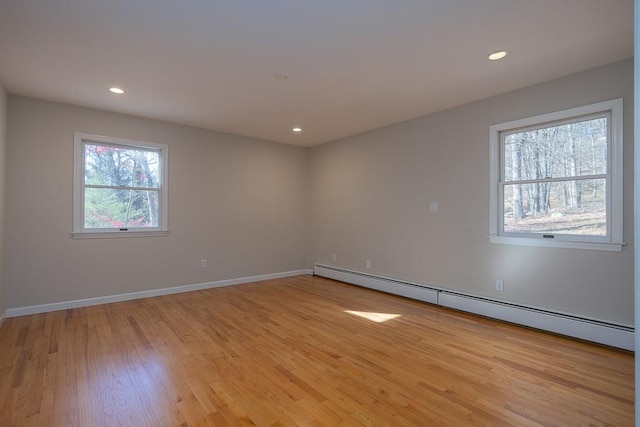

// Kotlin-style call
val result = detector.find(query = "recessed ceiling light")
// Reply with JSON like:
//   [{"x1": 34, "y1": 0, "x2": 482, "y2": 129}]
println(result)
[
  {"x1": 488, "y1": 50, "x2": 508, "y2": 61},
  {"x1": 109, "y1": 87, "x2": 125, "y2": 94},
  {"x1": 292, "y1": 127, "x2": 302, "y2": 132}
]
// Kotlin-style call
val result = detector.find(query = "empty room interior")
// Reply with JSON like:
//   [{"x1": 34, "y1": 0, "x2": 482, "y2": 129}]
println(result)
[{"x1": 0, "y1": 1, "x2": 638, "y2": 426}]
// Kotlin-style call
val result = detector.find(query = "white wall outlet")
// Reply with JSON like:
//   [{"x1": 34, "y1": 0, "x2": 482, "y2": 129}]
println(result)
[
  {"x1": 332, "y1": 253, "x2": 337, "y2": 262},
  {"x1": 366, "y1": 260, "x2": 371, "y2": 269},
  {"x1": 495, "y1": 279, "x2": 504, "y2": 291},
  {"x1": 201, "y1": 259, "x2": 207, "y2": 268},
  {"x1": 429, "y1": 202, "x2": 439, "y2": 212}
]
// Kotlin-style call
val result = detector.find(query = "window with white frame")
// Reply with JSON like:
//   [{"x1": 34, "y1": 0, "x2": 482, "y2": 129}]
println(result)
[
  {"x1": 489, "y1": 99, "x2": 623, "y2": 251},
  {"x1": 73, "y1": 133, "x2": 168, "y2": 237}
]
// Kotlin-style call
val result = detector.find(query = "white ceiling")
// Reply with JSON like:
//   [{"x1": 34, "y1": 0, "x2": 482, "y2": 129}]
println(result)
[{"x1": 0, "y1": 1, "x2": 634, "y2": 147}]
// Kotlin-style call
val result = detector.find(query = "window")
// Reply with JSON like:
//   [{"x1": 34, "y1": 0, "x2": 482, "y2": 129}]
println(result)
[
  {"x1": 489, "y1": 99, "x2": 623, "y2": 251},
  {"x1": 73, "y1": 133, "x2": 168, "y2": 237}
]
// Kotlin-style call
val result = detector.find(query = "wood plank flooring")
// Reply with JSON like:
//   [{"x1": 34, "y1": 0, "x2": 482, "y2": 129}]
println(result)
[{"x1": 0, "y1": 275, "x2": 634, "y2": 426}]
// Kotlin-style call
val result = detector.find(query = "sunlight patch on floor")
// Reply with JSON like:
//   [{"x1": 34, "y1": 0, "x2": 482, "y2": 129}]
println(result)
[{"x1": 344, "y1": 310, "x2": 402, "y2": 323}]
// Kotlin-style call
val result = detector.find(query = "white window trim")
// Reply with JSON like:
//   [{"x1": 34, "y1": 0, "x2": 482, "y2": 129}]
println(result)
[
  {"x1": 489, "y1": 99, "x2": 623, "y2": 252},
  {"x1": 72, "y1": 133, "x2": 169, "y2": 238}
]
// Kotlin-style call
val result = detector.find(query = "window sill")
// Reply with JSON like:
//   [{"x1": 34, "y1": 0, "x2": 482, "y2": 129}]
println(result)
[
  {"x1": 489, "y1": 235, "x2": 624, "y2": 252},
  {"x1": 71, "y1": 231, "x2": 169, "y2": 239}
]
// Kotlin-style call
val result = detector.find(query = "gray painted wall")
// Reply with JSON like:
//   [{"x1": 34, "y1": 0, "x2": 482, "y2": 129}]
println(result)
[
  {"x1": 0, "y1": 83, "x2": 6, "y2": 320},
  {"x1": 310, "y1": 59, "x2": 634, "y2": 326},
  {"x1": 6, "y1": 97, "x2": 309, "y2": 308},
  {"x1": 4, "y1": 59, "x2": 634, "y2": 327},
  {"x1": 633, "y1": 0, "x2": 638, "y2": 419}
]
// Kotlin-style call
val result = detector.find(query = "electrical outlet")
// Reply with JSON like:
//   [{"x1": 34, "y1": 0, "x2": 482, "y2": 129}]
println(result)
[
  {"x1": 495, "y1": 279, "x2": 504, "y2": 291},
  {"x1": 366, "y1": 260, "x2": 371, "y2": 269},
  {"x1": 201, "y1": 259, "x2": 207, "y2": 268},
  {"x1": 332, "y1": 253, "x2": 337, "y2": 262}
]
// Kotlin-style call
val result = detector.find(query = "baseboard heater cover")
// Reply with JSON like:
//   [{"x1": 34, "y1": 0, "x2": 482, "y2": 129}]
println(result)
[
  {"x1": 314, "y1": 264, "x2": 439, "y2": 305},
  {"x1": 313, "y1": 264, "x2": 633, "y2": 351},
  {"x1": 438, "y1": 292, "x2": 632, "y2": 351}
]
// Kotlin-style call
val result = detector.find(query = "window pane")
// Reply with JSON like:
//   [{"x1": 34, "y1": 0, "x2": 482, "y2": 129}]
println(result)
[
  {"x1": 84, "y1": 144, "x2": 160, "y2": 188},
  {"x1": 84, "y1": 187, "x2": 159, "y2": 229},
  {"x1": 504, "y1": 117, "x2": 607, "y2": 182},
  {"x1": 503, "y1": 179, "x2": 606, "y2": 236}
]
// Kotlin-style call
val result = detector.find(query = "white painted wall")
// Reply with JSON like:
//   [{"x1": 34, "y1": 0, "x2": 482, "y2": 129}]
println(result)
[
  {"x1": 310, "y1": 59, "x2": 634, "y2": 326},
  {"x1": 5, "y1": 97, "x2": 309, "y2": 309}
]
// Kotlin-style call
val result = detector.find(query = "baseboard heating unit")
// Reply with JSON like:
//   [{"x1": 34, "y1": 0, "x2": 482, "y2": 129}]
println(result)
[{"x1": 313, "y1": 264, "x2": 634, "y2": 351}]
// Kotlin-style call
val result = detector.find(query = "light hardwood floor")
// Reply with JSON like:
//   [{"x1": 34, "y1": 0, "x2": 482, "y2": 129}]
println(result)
[{"x1": 0, "y1": 275, "x2": 634, "y2": 426}]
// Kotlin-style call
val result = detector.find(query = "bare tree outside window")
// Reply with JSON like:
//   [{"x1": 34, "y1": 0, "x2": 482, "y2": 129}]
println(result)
[
  {"x1": 490, "y1": 99, "x2": 622, "y2": 251},
  {"x1": 502, "y1": 116, "x2": 607, "y2": 236}
]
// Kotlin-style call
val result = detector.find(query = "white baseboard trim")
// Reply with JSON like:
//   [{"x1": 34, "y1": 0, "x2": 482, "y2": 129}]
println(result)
[
  {"x1": 6, "y1": 269, "x2": 313, "y2": 318},
  {"x1": 314, "y1": 264, "x2": 634, "y2": 351}
]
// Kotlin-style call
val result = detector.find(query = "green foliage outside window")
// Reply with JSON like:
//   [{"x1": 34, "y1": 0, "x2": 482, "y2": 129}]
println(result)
[{"x1": 84, "y1": 144, "x2": 160, "y2": 229}]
